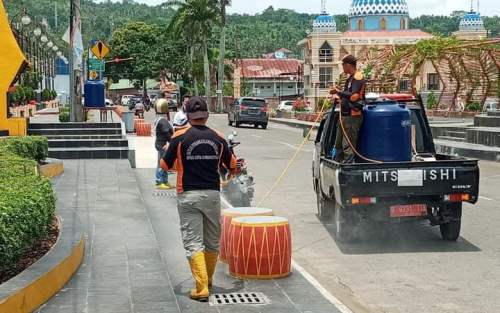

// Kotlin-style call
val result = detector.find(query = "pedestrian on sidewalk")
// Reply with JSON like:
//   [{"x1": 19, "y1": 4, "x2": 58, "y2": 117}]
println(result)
[
  {"x1": 172, "y1": 95, "x2": 189, "y2": 132},
  {"x1": 154, "y1": 99, "x2": 174, "y2": 190},
  {"x1": 160, "y1": 96, "x2": 238, "y2": 302}
]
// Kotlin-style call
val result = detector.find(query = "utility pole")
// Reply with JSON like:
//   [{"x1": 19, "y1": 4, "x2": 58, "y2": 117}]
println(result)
[
  {"x1": 69, "y1": 0, "x2": 83, "y2": 122},
  {"x1": 216, "y1": 0, "x2": 229, "y2": 113}
]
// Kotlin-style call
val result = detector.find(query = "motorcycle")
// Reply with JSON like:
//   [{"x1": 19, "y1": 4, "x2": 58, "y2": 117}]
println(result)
[{"x1": 221, "y1": 131, "x2": 255, "y2": 207}]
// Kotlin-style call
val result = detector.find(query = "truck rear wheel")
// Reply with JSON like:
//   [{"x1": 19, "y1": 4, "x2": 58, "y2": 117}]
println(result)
[
  {"x1": 440, "y1": 203, "x2": 462, "y2": 241},
  {"x1": 335, "y1": 205, "x2": 355, "y2": 243},
  {"x1": 316, "y1": 191, "x2": 333, "y2": 222}
]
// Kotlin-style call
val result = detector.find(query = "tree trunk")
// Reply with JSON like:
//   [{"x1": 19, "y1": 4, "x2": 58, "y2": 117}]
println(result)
[
  {"x1": 190, "y1": 45, "x2": 199, "y2": 96},
  {"x1": 142, "y1": 79, "x2": 147, "y2": 100},
  {"x1": 203, "y1": 39, "x2": 211, "y2": 107},
  {"x1": 217, "y1": 4, "x2": 227, "y2": 113}
]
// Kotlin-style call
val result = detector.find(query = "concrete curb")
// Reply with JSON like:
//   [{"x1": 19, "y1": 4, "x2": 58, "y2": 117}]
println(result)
[
  {"x1": 39, "y1": 158, "x2": 64, "y2": 178},
  {"x1": 0, "y1": 194, "x2": 85, "y2": 313}
]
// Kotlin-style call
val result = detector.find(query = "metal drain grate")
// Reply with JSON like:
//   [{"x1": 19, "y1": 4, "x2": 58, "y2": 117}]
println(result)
[
  {"x1": 152, "y1": 191, "x2": 177, "y2": 198},
  {"x1": 209, "y1": 292, "x2": 270, "y2": 306}
]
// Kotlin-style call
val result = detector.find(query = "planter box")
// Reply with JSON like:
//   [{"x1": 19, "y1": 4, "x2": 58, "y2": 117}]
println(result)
[{"x1": 427, "y1": 110, "x2": 477, "y2": 118}]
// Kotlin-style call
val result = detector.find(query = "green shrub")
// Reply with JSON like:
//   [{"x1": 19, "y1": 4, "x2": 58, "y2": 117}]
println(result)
[
  {"x1": 59, "y1": 111, "x2": 70, "y2": 123},
  {"x1": 0, "y1": 137, "x2": 56, "y2": 273},
  {"x1": 427, "y1": 92, "x2": 437, "y2": 110},
  {"x1": 465, "y1": 102, "x2": 482, "y2": 112},
  {"x1": 0, "y1": 136, "x2": 49, "y2": 162},
  {"x1": 0, "y1": 175, "x2": 55, "y2": 272}
]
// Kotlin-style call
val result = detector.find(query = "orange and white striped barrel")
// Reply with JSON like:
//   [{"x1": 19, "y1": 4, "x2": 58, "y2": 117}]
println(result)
[
  {"x1": 136, "y1": 122, "x2": 152, "y2": 136},
  {"x1": 220, "y1": 207, "x2": 274, "y2": 263},
  {"x1": 134, "y1": 118, "x2": 145, "y2": 131},
  {"x1": 229, "y1": 216, "x2": 291, "y2": 279}
]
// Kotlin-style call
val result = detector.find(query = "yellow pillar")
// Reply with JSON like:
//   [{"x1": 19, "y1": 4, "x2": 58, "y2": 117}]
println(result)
[{"x1": 0, "y1": 1, "x2": 28, "y2": 136}]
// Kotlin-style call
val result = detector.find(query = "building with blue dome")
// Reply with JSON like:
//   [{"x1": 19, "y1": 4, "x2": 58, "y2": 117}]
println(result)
[
  {"x1": 313, "y1": 11, "x2": 337, "y2": 33},
  {"x1": 454, "y1": 9, "x2": 487, "y2": 40},
  {"x1": 299, "y1": 0, "x2": 432, "y2": 108},
  {"x1": 349, "y1": 0, "x2": 410, "y2": 31}
]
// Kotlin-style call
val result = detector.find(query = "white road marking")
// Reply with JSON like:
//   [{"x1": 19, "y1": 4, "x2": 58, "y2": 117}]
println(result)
[
  {"x1": 274, "y1": 140, "x2": 312, "y2": 152},
  {"x1": 220, "y1": 197, "x2": 353, "y2": 313},
  {"x1": 479, "y1": 196, "x2": 493, "y2": 201},
  {"x1": 251, "y1": 134, "x2": 263, "y2": 139}
]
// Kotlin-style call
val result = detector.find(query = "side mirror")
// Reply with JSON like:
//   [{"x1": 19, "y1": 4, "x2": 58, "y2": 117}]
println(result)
[
  {"x1": 227, "y1": 134, "x2": 234, "y2": 141},
  {"x1": 232, "y1": 131, "x2": 237, "y2": 137}
]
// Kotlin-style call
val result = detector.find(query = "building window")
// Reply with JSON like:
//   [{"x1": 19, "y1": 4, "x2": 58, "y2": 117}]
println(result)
[
  {"x1": 287, "y1": 85, "x2": 294, "y2": 89},
  {"x1": 319, "y1": 67, "x2": 332, "y2": 89},
  {"x1": 399, "y1": 79, "x2": 410, "y2": 92},
  {"x1": 319, "y1": 42, "x2": 333, "y2": 63},
  {"x1": 357, "y1": 18, "x2": 365, "y2": 31},
  {"x1": 380, "y1": 18, "x2": 387, "y2": 30},
  {"x1": 427, "y1": 73, "x2": 440, "y2": 91}
]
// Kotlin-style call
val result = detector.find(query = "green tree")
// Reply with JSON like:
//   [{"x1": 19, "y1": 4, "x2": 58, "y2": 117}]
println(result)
[
  {"x1": 167, "y1": 0, "x2": 219, "y2": 100},
  {"x1": 108, "y1": 22, "x2": 162, "y2": 97}
]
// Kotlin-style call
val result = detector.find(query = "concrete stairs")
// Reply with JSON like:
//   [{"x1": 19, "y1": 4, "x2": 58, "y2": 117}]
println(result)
[
  {"x1": 28, "y1": 122, "x2": 129, "y2": 159},
  {"x1": 432, "y1": 110, "x2": 500, "y2": 161}
]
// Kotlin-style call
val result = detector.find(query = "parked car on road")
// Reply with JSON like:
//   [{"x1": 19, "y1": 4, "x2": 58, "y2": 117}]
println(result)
[
  {"x1": 484, "y1": 101, "x2": 498, "y2": 111},
  {"x1": 277, "y1": 100, "x2": 294, "y2": 112},
  {"x1": 105, "y1": 98, "x2": 114, "y2": 106},
  {"x1": 228, "y1": 97, "x2": 269, "y2": 129},
  {"x1": 121, "y1": 95, "x2": 133, "y2": 106}
]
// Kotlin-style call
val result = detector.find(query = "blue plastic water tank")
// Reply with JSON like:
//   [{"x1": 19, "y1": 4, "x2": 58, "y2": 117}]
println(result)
[
  {"x1": 358, "y1": 103, "x2": 412, "y2": 162},
  {"x1": 84, "y1": 80, "x2": 105, "y2": 108}
]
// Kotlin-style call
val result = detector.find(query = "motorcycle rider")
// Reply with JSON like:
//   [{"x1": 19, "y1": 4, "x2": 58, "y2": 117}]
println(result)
[{"x1": 154, "y1": 99, "x2": 174, "y2": 189}]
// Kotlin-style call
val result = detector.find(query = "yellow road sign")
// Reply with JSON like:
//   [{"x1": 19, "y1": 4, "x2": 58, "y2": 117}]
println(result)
[
  {"x1": 91, "y1": 41, "x2": 110, "y2": 60},
  {"x1": 89, "y1": 71, "x2": 99, "y2": 80}
]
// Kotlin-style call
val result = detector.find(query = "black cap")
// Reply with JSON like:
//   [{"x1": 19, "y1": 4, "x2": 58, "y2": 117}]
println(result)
[
  {"x1": 185, "y1": 96, "x2": 209, "y2": 120},
  {"x1": 342, "y1": 54, "x2": 357, "y2": 66}
]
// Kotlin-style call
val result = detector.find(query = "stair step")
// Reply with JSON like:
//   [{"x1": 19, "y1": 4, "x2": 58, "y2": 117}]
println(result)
[
  {"x1": 29, "y1": 122, "x2": 122, "y2": 129},
  {"x1": 438, "y1": 136, "x2": 466, "y2": 142},
  {"x1": 29, "y1": 128, "x2": 122, "y2": 136},
  {"x1": 48, "y1": 147, "x2": 129, "y2": 159},
  {"x1": 434, "y1": 139, "x2": 500, "y2": 162},
  {"x1": 474, "y1": 115, "x2": 500, "y2": 127},
  {"x1": 444, "y1": 131, "x2": 466, "y2": 138},
  {"x1": 43, "y1": 134, "x2": 125, "y2": 140},
  {"x1": 466, "y1": 127, "x2": 500, "y2": 147},
  {"x1": 48, "y1": 139, "x2": 129, "y2": 148}
]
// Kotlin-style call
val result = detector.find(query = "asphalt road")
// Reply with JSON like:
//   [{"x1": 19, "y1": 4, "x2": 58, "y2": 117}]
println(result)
[{"x1": 200, "y1": 113, "x2": 500, "y2": 313}]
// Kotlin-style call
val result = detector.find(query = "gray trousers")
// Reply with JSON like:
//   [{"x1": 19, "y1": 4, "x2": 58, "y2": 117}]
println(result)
[{"x1": 177, "y1": 190, "x2": 221, "y2": 259}]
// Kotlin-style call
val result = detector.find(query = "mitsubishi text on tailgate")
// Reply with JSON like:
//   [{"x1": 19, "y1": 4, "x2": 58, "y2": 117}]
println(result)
[{"x1": 312, "y1": 95, "x2": 480, "y2": 242}]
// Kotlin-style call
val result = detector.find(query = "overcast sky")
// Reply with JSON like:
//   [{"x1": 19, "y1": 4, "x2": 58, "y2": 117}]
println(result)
[{"x1": 106, "y1": 0, "x2": 500, "y2": 17}]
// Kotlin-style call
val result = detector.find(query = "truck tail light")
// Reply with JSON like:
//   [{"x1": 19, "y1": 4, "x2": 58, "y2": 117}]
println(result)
[
  {"x1": 261, "y1": 106, "x2": 268, "y2": 112},
  {"x1": 444, "y1": 193, "x2": 470, "y2": 202},
  {"x1": 240, "y1": 105, "x2": 248, "y2": 112},
  {"x1": 351, "y1": 197, "x2": 377, "y2": 205}
]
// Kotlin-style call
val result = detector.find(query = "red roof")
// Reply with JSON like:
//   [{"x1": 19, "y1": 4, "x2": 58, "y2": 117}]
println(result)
[
  {"x1": 240, "y1": 59, "x2": 303, "y2": 79},
  {"x1": 342, "y1": 29, "x2": 432, "y2": 38}
]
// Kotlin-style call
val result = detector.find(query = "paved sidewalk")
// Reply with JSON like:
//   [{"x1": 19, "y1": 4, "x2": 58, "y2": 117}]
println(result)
[{"x1": 37, "y1": 159, "x2": 343, "y2": 313}]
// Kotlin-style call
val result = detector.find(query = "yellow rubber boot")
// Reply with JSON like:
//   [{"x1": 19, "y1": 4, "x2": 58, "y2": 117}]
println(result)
[
  {"x1": 205, "y1": 251, "x2": 218, "y2": 287},
  {"x1": 189, "y1": 251, "x2": 209, "y2": 301}
]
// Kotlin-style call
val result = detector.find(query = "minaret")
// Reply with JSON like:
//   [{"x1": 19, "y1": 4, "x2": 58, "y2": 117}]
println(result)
[{"x1": 321, "y1": 0, "x2": 326, "y2": 14}]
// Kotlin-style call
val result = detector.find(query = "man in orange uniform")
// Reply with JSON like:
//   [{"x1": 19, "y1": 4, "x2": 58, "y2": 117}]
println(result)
[{"x1": 160, "y1": 96, "x2": 237, "y2": 302}]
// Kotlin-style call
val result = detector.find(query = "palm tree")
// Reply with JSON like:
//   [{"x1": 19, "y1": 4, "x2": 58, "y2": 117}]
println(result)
[
  {"x1": 216, "y1": 0, "x2": 230, "y2": 112},
  {"x1": 166, "y1": 0, "x2": 218, "y2": 100}
]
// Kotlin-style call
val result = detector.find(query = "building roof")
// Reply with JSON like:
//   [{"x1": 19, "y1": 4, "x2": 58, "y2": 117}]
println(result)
[
  {"x1": 349, "y1": 0, "x2": 409, "y2": 17},
  {"x1": 342, "y1": 29, "x2": 432, "y2": 38},
  {"x1": 240, "y1": 59, "x2": 302, "y2": 79}
]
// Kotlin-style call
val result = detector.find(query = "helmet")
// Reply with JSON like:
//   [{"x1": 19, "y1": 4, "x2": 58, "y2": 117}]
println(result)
[
  {"x1": 173, "y1": 111, "x2": 188, "y2": 127},
  {"x1": 155, "y1": 99, "x2": 169, "y2": 114}
]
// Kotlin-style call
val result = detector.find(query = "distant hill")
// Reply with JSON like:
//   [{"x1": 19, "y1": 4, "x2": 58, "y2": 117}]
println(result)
[{"x1": 5, "y1": 1, "x2": 499, "y2": 58}]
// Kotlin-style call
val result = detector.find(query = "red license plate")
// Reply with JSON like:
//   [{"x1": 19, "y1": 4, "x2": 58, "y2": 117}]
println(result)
[{"x1": 390, "y1": 204, "x2": 427, "y2": 218}]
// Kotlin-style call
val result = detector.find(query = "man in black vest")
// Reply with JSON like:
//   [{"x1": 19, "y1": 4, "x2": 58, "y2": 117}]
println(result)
[{"x1": 330, "y1": 54, "x2": 366, "y2": 163}]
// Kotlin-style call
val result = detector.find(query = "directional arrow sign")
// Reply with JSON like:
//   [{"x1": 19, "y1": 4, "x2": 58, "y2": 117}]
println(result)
[{"x1": 91, "y1": 41, "x2": 110, "y2": 60}]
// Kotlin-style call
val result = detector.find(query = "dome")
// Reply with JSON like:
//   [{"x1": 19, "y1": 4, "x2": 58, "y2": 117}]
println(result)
[
  {"x1": 459, "y1": 11, "x2": 485, "y2": 31},
  {"x1": 313, "y1": 12, "x2": 337, "y2": 33},
  {"x1": 349, "y1": 0, "x2": 409, "y2": 17}
]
